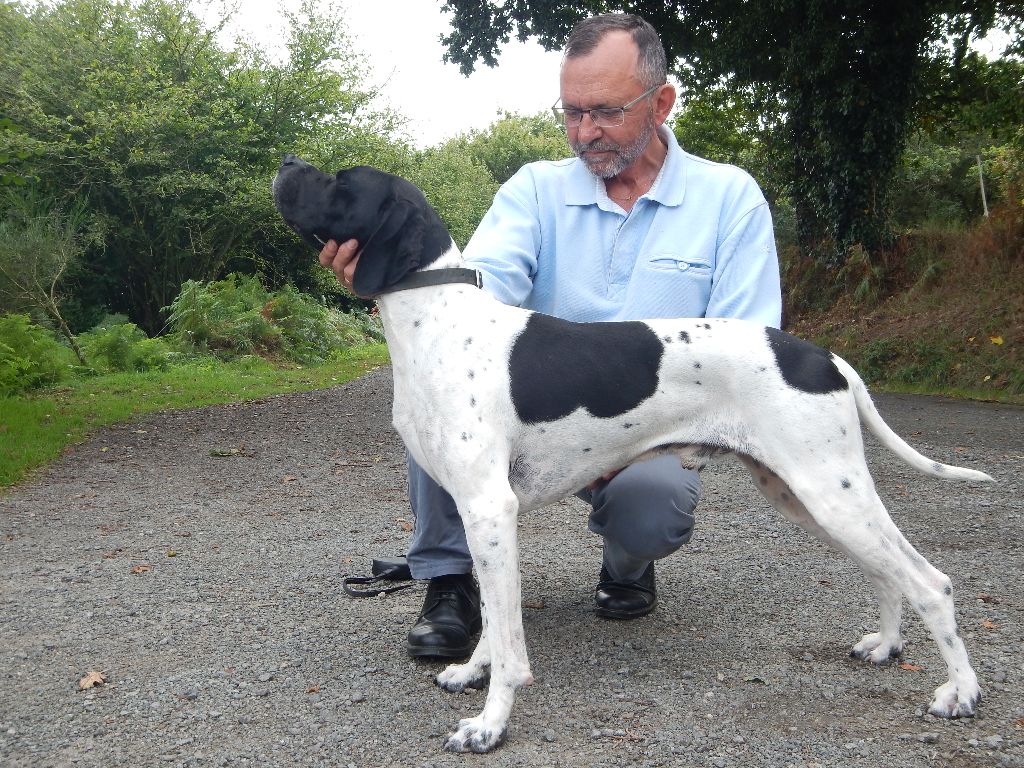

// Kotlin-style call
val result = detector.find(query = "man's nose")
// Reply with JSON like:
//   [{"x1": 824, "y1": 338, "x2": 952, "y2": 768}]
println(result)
[{"x1": 576, "y1": 113, "x2": 603, "y2": 143}]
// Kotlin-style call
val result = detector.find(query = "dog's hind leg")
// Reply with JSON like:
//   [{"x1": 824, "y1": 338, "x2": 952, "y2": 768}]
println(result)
[
  {"x1": 766, "y1": 462, "x2": 980, "y2": 718},
  {"x1": 738, "y1": 456, "x2": 905, "y2": 663},
  {"x1": 435, "y1": 628, "x2": 491, "y2": 692},
  {"x1": 439, "y1": 482, "x2": 534, "y2": 753}
]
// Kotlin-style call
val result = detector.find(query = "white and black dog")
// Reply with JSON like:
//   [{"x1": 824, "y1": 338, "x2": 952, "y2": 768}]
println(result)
[{"x1": 272, "y1": 155, "x2": 993, "y2": 753}]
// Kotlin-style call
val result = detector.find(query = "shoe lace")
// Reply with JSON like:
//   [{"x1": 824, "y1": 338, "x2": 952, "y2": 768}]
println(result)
[{"x1": 423, "y1": 577, "x2": 472, "y2": 614}]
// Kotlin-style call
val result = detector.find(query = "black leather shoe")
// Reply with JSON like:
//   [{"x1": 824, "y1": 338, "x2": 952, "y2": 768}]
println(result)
[
  {"x1": 407, "y1": 573, "x2": 481, "y2": 658},
  {"x1": 595, "y1": 562, "x2": 657, "y2": 619}
]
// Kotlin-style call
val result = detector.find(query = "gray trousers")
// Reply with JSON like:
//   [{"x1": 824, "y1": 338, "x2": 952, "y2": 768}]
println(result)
[{"x1": 406, "y1": 454, "x2": 699, "y2": 583}]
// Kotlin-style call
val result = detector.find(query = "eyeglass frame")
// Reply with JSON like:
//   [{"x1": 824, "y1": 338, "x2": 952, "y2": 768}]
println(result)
[{"x1": 551, "y1": 82, "x2": 665, "y2": 128}]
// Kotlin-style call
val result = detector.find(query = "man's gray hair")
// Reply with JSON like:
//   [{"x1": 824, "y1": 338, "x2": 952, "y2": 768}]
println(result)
[{"x1": 563, "y1": 13, "x2": 668, "y2": 88}]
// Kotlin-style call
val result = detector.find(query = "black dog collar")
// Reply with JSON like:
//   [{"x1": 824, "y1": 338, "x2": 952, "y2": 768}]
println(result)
[{"x1": 374, "y1": 268, "x2": 483, "y2": 296}]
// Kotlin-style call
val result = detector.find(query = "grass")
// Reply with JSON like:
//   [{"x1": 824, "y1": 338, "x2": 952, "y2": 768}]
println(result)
[{"x1": 0, "y1": 344, "x2": 389, "y2": 489}]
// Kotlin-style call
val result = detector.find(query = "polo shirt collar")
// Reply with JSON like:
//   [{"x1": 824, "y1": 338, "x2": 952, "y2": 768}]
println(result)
[{"x1": 564, "y1": 125, "x2": 687, "y2": 208}]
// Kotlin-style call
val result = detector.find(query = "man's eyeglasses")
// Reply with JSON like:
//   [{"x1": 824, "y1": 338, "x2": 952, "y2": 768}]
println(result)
[{"x1": 551, "y1": 83, "x2": 664, "y2": 128}]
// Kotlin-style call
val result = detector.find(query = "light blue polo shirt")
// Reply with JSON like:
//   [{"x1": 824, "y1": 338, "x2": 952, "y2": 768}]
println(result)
[{"x1": 462, "y1": 126, "x2": 782, "y2": 328}]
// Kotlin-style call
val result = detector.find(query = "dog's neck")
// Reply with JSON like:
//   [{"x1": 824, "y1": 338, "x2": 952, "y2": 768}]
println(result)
[
  {"x1": 374, "y1": 240, "x2": 485, "y2": 375},
  {"x1": 419, "y1": 239, "x2": 465, "y2": 271},
  {"x1": 369, "y1": 240, "x2": 479, "y2": 297}
]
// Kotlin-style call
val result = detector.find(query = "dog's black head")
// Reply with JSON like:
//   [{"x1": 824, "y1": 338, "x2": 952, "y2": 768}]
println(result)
[{"x1": 272, "y1": 155, "x2": 453, "y2": 295}]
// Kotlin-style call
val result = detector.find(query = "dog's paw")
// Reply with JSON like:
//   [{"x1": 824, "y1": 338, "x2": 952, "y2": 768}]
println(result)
[
  {"x1": 436, "y1": 661, "x2": 490, "y2": 693},
  {"x1": 928, "y1": 679, "x2": 981, "y2": 718},
  {"x1": 850, "y1": 632, "x2": 903, "y2": 665},
  {"x1": 444, "y1": 716, "x2": 507, "y2": 753}
]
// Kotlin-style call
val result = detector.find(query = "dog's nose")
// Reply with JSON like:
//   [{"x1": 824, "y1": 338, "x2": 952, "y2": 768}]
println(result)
[{"x1": 281, "y1": 154, "x2": 298, "y2": 166}]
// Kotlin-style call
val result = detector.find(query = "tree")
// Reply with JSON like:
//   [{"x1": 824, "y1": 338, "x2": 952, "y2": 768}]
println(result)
[
  {"x1": 0, "y1": 193, "x2": 94, "y2": 365},
  {"x1": 0, "y1": 0, "x2": 397, "y2": 333},
  {"x1": 445, "y1": 111, "x2": 569, "y2": 184},
  {"x1": 439, "y1": 0, "x2": 1022, "y2": 262}
]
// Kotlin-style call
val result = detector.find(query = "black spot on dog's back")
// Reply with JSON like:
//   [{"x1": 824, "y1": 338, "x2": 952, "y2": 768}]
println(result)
[
  {"x1": 509, "y1": 314, "x2": 663, "y2": 424},
  {"x1": 765, "y1": 327, "x2": 848, "y2": 394}
]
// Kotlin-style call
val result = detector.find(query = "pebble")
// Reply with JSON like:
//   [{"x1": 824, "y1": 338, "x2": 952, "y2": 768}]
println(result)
[{"x1": 2, "y1": 369, "x2": 1020, "y2": 766}]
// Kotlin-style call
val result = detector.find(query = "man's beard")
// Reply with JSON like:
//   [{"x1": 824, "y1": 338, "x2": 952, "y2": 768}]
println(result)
[{"x1": 570, "y1": 115, "x2": 656, "y2": 179}]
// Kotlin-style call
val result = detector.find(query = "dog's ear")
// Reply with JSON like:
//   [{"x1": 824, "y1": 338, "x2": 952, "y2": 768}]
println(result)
[{"x1": 352, "y1": 199, "x2": 426, "y2": 296}]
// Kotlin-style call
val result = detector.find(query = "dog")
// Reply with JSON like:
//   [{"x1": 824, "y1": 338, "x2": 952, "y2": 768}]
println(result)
[{"x1": 272, "y1": 155, "x2": 993, "y2": 753}]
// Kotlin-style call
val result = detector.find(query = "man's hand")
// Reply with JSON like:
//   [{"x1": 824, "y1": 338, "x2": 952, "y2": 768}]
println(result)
[{"x1": 319, "y1": 239, "x2": 362, "y2": 295}]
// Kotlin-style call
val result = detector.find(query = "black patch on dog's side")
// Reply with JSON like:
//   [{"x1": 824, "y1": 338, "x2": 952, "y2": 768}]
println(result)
[
  {"x1": 765, "y1": 327, "x2": 848, "y2": 394},
  {"x1": 509, "y1": 313, "x2": 663, "y2": 424}
]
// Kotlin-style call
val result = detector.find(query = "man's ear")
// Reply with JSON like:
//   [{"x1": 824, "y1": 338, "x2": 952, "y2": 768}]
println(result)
[
  {"x1": 352, "y1": 199, "x2": 426, "y2": 296},
  {"x1": 653, "y1": 83, "x2": 676, "y2": 126}
]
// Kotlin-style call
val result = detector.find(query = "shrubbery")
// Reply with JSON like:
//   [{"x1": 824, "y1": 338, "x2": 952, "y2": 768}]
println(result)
[
  {"x1": 1, "y1": 274, "x2": 385, "y2": 395},
  {"x1": 164, "y1": 273, "x2": 382, "y2": 364},
  {"x1": 77, "y1": 316, "x2": 177, "y2": 373},
  {"x1": 0, "y1": 313, "x2": 77, "y2": 395}
]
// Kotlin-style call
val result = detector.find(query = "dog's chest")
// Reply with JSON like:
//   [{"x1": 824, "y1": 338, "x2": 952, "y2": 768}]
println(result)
[{"x1": 378, "y1": 291, "x2": 527, "y2": 458}]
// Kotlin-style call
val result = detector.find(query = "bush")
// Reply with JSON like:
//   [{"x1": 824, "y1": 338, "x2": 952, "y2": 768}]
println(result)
[
  {"x1": 989, "y1": 129, "x2": 1024, "y2": 214},
  {"x1": 0, "y1": 313, "x2": 76, "y2": 395},
  {"x1": 78, "y1": 318, "x2": 177, "y2": 373},
  {"x1": 261, "y1": 284, "x2": 383, "y2": 364},
  {"x1": 165, "y1": 274, "x2": 381, "y2": 363}
]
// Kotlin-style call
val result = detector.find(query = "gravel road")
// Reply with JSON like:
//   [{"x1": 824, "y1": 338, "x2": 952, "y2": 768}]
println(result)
[{"x1": 1, "y1": 366, "x2": 1022, "y2": 768}]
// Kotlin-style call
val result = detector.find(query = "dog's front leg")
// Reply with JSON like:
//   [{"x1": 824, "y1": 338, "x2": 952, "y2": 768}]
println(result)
[{"x1": 441, "y1": 485, "x2": 533, "y2": 753}]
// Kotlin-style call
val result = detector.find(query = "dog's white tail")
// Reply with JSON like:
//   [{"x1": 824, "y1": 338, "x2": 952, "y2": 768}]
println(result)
[{"x1": 833, "y1": 356, "x2": 995, "y2": 483}]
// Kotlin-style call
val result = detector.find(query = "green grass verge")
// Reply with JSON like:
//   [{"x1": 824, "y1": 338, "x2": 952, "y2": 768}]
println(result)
[{"x1": 0, "y1": 344, "x2": 389, "y2": 490}]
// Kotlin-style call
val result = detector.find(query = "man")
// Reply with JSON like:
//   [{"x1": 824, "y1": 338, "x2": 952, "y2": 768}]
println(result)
[{"x1": 320, "y1": 13, "x2": 781, "y2": 658}]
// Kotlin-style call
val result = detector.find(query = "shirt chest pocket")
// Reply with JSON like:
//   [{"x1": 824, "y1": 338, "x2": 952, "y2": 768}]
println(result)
[
  {"x1": 647, "y1": 254, "x2": 713, "y2": 274},
  {"x1": 624, "y1": 253, "x2": 714, "y2": 316}
]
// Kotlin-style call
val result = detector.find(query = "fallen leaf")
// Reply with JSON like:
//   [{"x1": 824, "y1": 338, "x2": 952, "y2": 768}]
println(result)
[
  {"x1": 166, "y1": 550, "x2": 178, "y2": 558},
  {"x1": 210, "y1": 447, "x2": 241, "y2": 457},
  {"x1": 978, "y1": 593, "x2": 1000, "y2": 604},
  {"x1": 523, "y1": 599, "x2": 546, "y2": 610},
  {"x1": 981, "y1": 619, "x2": 998, "y2": 630},
  {"x1": 989, "y1": 335, "x2": 1004, "y2": 345},
  {"x1": 899, "y1": 663, "x2": 925, "y2": 672},
  {"x1": 305, "y1": 685, "x2": 321, "y2": 694},
  {"x1": 282, "y1": 475, "x2": 298, "y2": 483},
  {"x1": 130, "y1": 564, "x2": 152, "y2": 574},
  {"x1": 79, "y1": 670, "x2": 107, "y2": 690},
  {"x1": 1015, "y1": 718, "x2": 1024, "y2": 728},
  {"x1": 396, "y1": 518, "x2": 413, "y2": 532}
]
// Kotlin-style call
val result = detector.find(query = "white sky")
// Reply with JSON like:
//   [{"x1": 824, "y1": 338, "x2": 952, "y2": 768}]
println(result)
[
  {"x1": 197, "y1": 0, "x2": 564, "y2": 147},
  {"x1": 194, "y1": 1, "x2": 1013, "y2": 148}
]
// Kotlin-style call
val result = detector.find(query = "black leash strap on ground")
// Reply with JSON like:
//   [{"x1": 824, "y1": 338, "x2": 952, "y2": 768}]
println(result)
[{"x1": 343, "y1": 556, "x2": 415, "y2": 597}]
